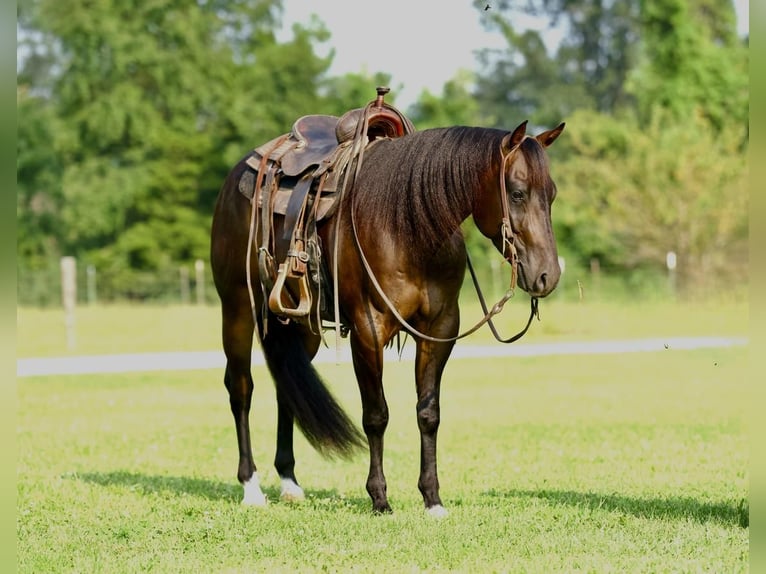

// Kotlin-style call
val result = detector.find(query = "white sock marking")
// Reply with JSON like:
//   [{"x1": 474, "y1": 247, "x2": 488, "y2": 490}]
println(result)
[
  {"x1": 426, "y1": 504, "x2": 449, "y2": 518},
  {"x1": 280, "y1": 478, "x2": 305, "y2": 502},
  {"x1": 242, "y1": 472, "x2": 268, "y2": 506}
]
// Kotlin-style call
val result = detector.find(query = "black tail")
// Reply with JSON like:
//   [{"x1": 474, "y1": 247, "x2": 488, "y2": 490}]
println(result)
[{"x1": 260, "y1": 319, "x2": 365, "y2": 458}]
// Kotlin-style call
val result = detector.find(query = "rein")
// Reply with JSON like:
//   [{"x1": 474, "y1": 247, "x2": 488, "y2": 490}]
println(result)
[{"x1": 349, "y1": 140, "x2": 540, "y2": 344}]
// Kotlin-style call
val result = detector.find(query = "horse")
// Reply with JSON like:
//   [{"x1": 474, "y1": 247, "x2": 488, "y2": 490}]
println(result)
[{"x1": 210, "y1": 114, "x2": 565, "y2": 516}]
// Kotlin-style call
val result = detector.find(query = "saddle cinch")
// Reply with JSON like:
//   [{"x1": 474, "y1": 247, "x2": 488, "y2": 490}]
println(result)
[{"x1": 238, "y1": 87, "x2": 415, "y2": 333}]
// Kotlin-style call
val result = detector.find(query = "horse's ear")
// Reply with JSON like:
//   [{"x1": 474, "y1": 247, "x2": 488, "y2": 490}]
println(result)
[
  {"x1": 535, "y1": 122, "x2": 566, "y2": 148},
  {"x1": 502, "y1": 120, "x2": 528, "y2": 151}
]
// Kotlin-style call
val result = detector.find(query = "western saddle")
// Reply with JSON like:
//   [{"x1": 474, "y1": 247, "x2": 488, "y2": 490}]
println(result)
[{"x1": 238, "y1": 87, "x2": 415, "y2": 334}]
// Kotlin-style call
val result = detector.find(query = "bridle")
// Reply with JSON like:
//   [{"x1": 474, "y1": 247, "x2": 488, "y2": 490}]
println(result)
[
  {"x1": 350, "y1": 138, "x2": 540, "y2": 345},
  {"x1": 498, "y1": 147, "x2": 519, "y2": 292}
]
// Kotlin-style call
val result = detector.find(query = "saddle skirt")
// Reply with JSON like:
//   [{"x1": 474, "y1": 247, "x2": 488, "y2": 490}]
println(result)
[{"x1": 238, "y1": 138, "x2": 355, "y2": 223}]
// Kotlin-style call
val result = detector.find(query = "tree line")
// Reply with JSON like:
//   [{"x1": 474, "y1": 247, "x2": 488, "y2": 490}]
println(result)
[{"x1": 17, "y1": 0, "x2": 748, "y2": 304}]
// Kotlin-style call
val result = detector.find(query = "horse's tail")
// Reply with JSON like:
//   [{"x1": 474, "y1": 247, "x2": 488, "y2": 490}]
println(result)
[{"x1": 260, "y1": 319, "x2": 365, "y2": 458}]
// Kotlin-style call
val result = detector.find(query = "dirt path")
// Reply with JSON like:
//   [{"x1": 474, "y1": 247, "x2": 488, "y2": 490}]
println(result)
[{"x1": 17, "y1": 336, "x2": 748, "y2": 377}]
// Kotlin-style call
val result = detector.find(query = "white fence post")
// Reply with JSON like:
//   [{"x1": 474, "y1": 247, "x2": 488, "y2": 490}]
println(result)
[
  {"x1": 60, "y1": 256, "x2": 77, "y2": 350},
  {"x1": 666, "y1": 251, "x2": 677, "y2": 297}
]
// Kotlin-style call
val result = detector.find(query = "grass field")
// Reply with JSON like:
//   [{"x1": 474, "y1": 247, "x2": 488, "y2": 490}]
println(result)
[
  {"x1": 17, "y1": 300, "x2": 749, "y2": 572},
  {"x1": 16, "y1": 297, "x2": 748, "y2": 357}
]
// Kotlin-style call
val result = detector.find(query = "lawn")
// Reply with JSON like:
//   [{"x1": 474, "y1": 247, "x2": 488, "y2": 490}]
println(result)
[
  {"x1": 16, "y1": 297, "x2": 748, "y2": 357},
  {"x1": 17, "y1": 340, "x2": 748, "y2": 572}
]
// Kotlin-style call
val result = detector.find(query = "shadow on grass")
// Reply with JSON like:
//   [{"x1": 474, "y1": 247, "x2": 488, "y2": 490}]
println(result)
[
  {"x1": 73, "y1": 471, "x2": 371, "y2": 511},
  {"x1": 485, "y1": 488, "x2": 748, "y2": 528},
  {"x1": 74, "y1": 471, "x2": 240, "y2": 502}
]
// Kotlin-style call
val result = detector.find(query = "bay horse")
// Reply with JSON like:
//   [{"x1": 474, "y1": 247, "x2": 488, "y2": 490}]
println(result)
[{"x1": 210, "y1": 117, "x2": 565, "y2": 516}]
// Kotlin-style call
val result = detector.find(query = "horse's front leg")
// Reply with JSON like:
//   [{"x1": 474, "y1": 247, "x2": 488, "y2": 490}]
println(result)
[
  {"x1": 414, "y1": 311, "x2": 458, "y2": 517},
  {"x1": 350, "y1": 326, "x2": 391, "y2": 513}
]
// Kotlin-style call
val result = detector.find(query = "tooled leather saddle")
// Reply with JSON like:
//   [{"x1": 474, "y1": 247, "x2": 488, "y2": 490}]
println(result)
[{"x1": 237, "y1": 87, "x2": 415, "y2": 334}]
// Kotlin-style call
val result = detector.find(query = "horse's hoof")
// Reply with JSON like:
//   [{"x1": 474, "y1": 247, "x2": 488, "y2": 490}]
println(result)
[
  {"x1": 242, "y1": 474, "x2": 268, "y2": 506},
  {"x1": 242, "y1": 492, "x2": 268, "y2": 506},
  {"x1": 280, "y1": 478, "x2": 305, "y2": 503},
  {"x1": 373, "y1": 503, "x2": 393, "y2": 514},
  {"x1": 426, "y1": 504, "x2": 449, "y2": 518}
]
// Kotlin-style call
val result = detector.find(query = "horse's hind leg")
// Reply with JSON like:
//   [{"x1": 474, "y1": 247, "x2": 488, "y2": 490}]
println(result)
[
  {"x1": 221, "y1": 292, "x2": 267, "y2": 505},
  {"x1": 274, "y1": 390, "x2": 304, "y2": 502},
  {"x1": 263, "y1": 319, "x2": 343, "y2": 502}
]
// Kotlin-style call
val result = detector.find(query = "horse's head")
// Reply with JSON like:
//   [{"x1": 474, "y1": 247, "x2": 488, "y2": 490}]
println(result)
[{"x1": 474, "y1": 120, "x2": 566, "y2": 298}]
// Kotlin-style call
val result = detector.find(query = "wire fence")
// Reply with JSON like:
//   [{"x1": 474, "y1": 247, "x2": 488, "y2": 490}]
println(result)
[
  {"x1": 17, "y1": 253, "x2": 695, "y2": 309},
  {"x1": 17, "y1": 259, "x2": 219, "y2": 307}
]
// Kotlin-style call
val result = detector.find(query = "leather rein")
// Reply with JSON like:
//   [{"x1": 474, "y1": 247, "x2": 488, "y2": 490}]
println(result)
[{"x1": 349, "y1": 140, "x2": 541, "y2": 345}]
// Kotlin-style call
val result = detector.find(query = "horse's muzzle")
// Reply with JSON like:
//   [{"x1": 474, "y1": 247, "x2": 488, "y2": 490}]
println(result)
[{"x1": 518, "y1": 262, "x2": 560, "y2": 298}]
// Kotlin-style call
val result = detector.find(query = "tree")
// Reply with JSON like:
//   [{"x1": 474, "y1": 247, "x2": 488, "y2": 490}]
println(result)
[
  {"x1": 473, "y1": 0, "x2": 640, "y2": 128},
  {"x1": 17, "y1": 0, "x2": 338, "y2": 301},
  {"x1": 320, "y1": 70, "x2": 399, "y2": 116},
  {"x1": 16, "y1": 87, "x2": 67, "y2": 304},
  {"x1": 407, "y1": 70, "x2": 483, "y2": 129},
  {"x1": 627, "y1": 0, "x2": 748, "y2": 135},
  {"x1": 471, "y1": 0, "x2": 748, "y2": 296},
  {"x1": 551, "y1": 108, "x2": 748, "y2": 295},
  {"x1": 17, "y1": 87, "x2": 62, "y2": 265}
]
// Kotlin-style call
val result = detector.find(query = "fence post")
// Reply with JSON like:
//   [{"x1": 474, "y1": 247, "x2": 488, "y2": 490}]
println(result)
[
  {"x1": 195, "y1": 259, "x2": 205, "y2": 304},
  {"x1": 60, "y1": 256, "x2": 77, "y2": 351},
  {"x1": 666, "y1": 251, "x2": 677, "y2": 298}
]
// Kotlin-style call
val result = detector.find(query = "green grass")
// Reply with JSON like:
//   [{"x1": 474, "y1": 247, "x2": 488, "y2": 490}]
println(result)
[
  {"x1": 16, "y1": 298, "x2": 748, "y2": 357},
  {"x1": 17, "y1": 345, "x2": 749, "y2": 572}
]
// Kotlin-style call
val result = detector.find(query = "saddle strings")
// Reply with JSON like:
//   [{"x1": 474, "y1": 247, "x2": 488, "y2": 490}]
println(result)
[
  {"x1": 332, "y1": 102, "x2": 373, "y2": 356},
  {"x1": 331, "y1": 100, "x2": 416, "y2": 357},
  {"x1": 246, "y1": 134, "x2": 290, "y2": 339}
]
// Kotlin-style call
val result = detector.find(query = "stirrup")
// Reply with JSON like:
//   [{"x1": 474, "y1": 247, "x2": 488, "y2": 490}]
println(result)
[{"x1": 268, "y1": 262, "x2": 312, "y2": 317}]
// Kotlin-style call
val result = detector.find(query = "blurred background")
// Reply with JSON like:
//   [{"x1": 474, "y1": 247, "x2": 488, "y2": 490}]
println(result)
[{"x1": 16, "y1": 0, "x2": 749, "y2": 307}]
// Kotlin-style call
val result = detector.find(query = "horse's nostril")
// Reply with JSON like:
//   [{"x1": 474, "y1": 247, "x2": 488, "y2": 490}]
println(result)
[{"x1": 538, "y1": 272, "x2": 547, "y2": 290}]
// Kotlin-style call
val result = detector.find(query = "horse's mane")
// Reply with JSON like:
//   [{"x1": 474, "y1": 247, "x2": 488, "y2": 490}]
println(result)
[{"x1": 352, "y1": 126, "x2": 552, "y2": 256}]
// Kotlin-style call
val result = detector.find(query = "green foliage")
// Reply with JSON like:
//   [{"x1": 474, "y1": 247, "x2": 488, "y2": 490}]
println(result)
[
  {"x1": 16, "y1": 0, "x2": 749, "y2": 304},
  {"x1": 629, "y1": 0, "x2": 749, "y2": 134},
  {"x1": 551, "y1": 108, "x2": 748, "y2": 295},
  {"x1": 16, "y1": 88, "x2": 64, "y2": 268},
  {"x1": 474, "y1": 0, "x2": 640, "y2": 126},
  {"x1": 320, "y1": 70, "x2": 398, "y2": 116},
  {"x1": 407, "y1": 70, "x2": 482, "y2": 128},
  {"x1": 469, "y1": 0, "x2": 748, "y2": 297},
  {"x1": 17, "y1": 0, "x2": 336, "y2": 301}
]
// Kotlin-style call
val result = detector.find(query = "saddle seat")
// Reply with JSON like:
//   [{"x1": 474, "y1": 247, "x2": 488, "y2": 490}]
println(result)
[
  {"x1": 254, "y1": 115, "x2": 340, "y2": 177},
  {"x1": 254, "y1": 103, "x2": 410, "y2": 177}
]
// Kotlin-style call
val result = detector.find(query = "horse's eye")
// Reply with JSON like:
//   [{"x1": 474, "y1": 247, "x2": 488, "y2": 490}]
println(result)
[{"x1": 510, "y1": 190, "x2": 525, "y2": 202}]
